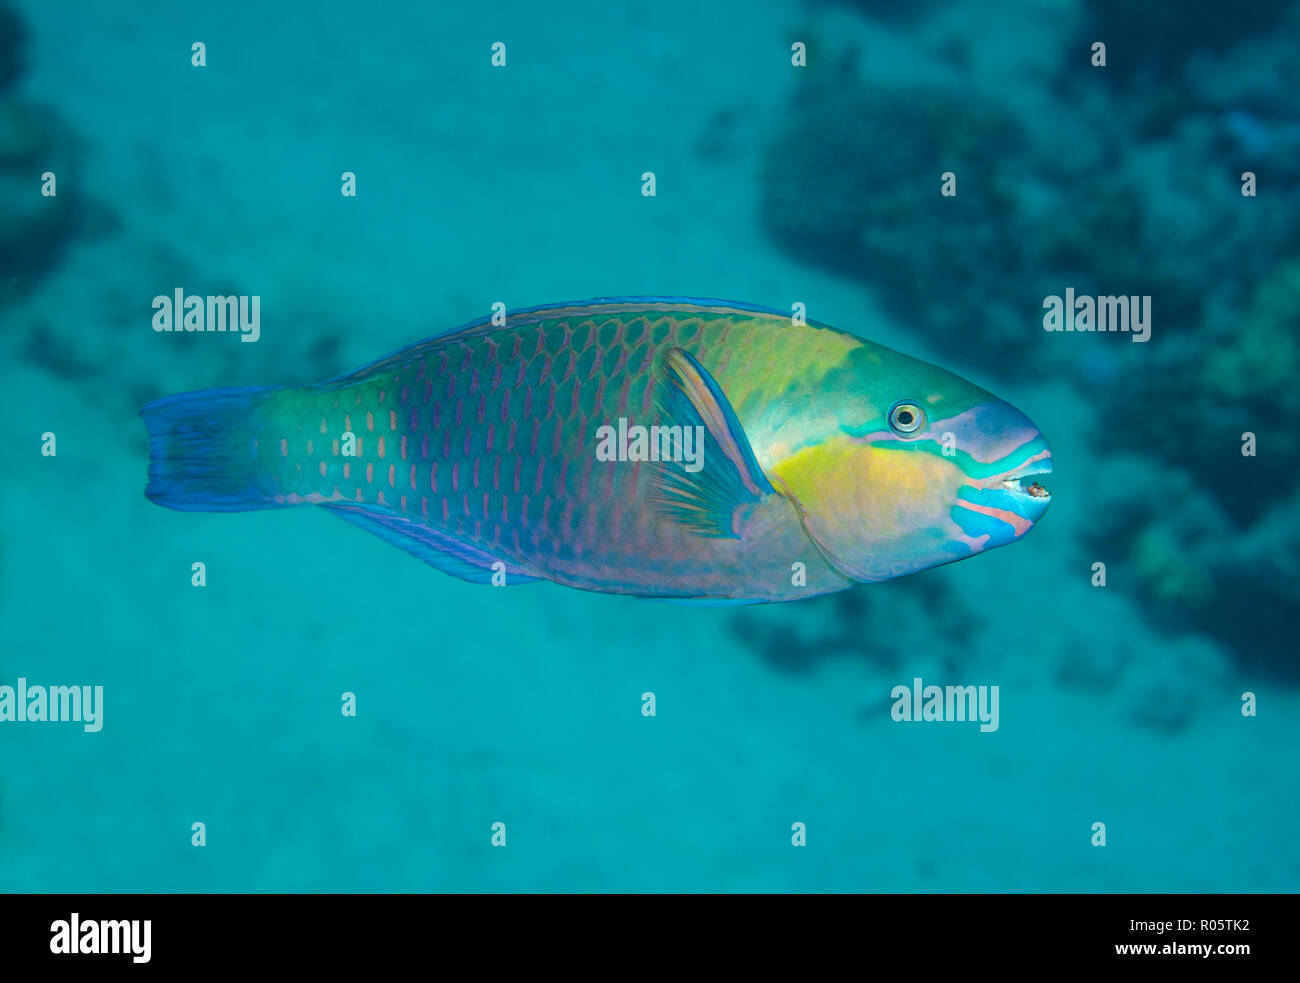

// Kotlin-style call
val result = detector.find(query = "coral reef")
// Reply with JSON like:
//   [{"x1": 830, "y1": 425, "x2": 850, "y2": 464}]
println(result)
[
  {"x1": 1071, "y1": 259, "x2": 1300, "y2": 677},
  {"x1": 754, "y1": 2, "x2": 1300, "y2": 681},
  {"x1": 759, "y1": 42, "x2": 1300, "y2": 378}
]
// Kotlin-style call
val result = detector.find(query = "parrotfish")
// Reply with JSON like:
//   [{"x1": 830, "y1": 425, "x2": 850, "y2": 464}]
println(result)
[{"x1": 140, "y1": 298, "x2": 1052, "y2": 603}]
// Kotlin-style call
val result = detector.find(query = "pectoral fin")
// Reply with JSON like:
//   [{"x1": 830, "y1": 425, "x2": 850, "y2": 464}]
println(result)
[{"x1": 650, "y1": 347, "x2": 776, "y2": 538}]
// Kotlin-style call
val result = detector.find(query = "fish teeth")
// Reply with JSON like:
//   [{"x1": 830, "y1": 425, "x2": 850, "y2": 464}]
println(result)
[{"x1": 1001, "y1": 474, "x2": 1051, "y2": 498}]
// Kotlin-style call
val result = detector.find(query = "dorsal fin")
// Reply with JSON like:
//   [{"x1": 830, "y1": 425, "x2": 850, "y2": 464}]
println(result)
[{"x1": 322, "y1": 297, "x2": 806, "y2": 386}]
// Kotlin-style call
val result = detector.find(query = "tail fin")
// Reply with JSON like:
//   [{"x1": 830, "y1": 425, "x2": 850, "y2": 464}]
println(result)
[{"x1": 140, "y1": 386, "x2": 282, "y2": 512}]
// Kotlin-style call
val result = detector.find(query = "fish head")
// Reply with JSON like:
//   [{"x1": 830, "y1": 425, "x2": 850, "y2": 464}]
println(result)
[{"x1": 764, "y1": 342, "x2": 1052, "y2": 582}]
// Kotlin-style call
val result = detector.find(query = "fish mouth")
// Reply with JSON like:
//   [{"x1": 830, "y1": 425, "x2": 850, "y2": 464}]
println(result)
[{"x1": 999, "y1": 459, "x2": 1052, "y2": 501}]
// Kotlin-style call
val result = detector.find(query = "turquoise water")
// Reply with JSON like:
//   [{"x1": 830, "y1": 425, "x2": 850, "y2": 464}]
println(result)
[{"x1": 1, "y1": 0, "x2": 1297, "y2": 892}]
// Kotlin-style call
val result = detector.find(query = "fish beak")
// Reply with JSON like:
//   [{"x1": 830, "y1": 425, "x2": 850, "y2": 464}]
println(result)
[
  {"x1": 993, "y1": 456, "x2": 1053, "y2": 522},
  {"x1": 1000, "y1": 459, "x2": 1052, "y2": 501}
]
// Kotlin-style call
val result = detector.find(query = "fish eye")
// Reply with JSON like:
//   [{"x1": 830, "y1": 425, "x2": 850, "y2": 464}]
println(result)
[{"x1": 888, "y1": 401, "x2": 926, "y2": 436}]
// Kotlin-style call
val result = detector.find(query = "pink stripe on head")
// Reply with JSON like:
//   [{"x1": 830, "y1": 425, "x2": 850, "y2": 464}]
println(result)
[{"x1": 955, "y1": 499, "x2": 1033, "y2": 537}]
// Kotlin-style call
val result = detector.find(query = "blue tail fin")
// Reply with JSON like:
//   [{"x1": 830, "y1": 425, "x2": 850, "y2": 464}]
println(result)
[{"x1": 140, "y1": 386, "x2": 282, "y2": 512}]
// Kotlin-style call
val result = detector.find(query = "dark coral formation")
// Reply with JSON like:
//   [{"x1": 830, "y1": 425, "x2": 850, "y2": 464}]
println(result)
[
  {"x1": 731, "y1": 574, "x2": 977, "y2": 678},
  {"x1": 759, "y1": 60, "x2": 1031, "y2": 369},
  {"x1": 1071, "y1": 0, "x2": 1297, "y2": 91},
  {"x1": 0, "y1": 99, "x2": 94, "y2": 296},
  {"x1": 0, "y1": 0, "x2": 24, "y2": 90},
  {"x1": 0, "y1": 1, "x2": 108, "y2": 306}
]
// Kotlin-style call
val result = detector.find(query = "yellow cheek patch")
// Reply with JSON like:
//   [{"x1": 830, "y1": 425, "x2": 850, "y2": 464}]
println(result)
[{"x1": 770, "y1": 435, "x2": 961, "y2": 536}]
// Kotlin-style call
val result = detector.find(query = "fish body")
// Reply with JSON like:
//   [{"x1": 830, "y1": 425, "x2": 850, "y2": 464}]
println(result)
[{"x1": 141, "y1": 298, "x2": 1052, "y2": 602}]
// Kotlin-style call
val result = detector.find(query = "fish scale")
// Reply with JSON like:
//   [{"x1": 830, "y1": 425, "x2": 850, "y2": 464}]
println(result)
[{"x1": 252, "y1": 309, "x2": 820, "y2": 596}]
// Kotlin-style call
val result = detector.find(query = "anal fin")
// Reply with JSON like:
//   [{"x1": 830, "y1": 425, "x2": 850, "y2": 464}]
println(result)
[{"x1": 323, "y1": 503, "x2": 537, "y2": 586}]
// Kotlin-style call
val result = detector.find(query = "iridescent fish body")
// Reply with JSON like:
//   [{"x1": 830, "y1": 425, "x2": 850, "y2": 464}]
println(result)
[{"x1": 141, "y1": 298, "x2": 1052, "y2": 602}]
